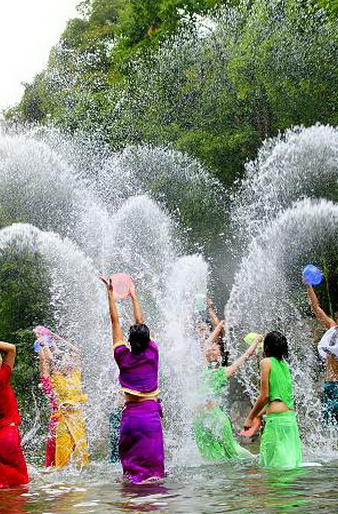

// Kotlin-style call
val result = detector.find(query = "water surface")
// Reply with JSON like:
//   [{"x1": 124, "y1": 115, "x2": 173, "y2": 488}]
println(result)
[{"x1": 2, "y1": 459, "x2": 338, "y2": 514}]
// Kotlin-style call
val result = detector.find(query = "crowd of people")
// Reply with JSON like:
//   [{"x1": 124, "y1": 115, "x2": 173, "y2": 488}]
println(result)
[{"x1": 0, "y1": 276, "x2": 337, "y2": 487}]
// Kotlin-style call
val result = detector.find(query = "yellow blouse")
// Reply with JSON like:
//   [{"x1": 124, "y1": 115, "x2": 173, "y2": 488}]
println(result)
[{"x1": 51, "y1": 371, "x2": 87, "y2": 407}]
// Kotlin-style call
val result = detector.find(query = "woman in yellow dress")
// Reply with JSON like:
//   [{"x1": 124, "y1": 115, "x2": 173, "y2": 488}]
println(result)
[{"x1": 38, "y1": 330, "x2": 89, "y2": 469}]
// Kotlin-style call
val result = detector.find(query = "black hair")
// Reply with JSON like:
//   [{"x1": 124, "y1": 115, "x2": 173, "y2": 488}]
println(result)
[
  {"x1": 263, "y1": 331, "x2": 288, "y2": 361},
  {"x1": 195, "y1": 319, "x2": 213, "y2": 331},
  {"x1": 128, "y1": 324, "x2": 150, "y2": 355},
  {"x1": 204, "y1": 319, "x2": 213, "y2": 330},
  {"x1": 220, "y1": 345, "x2": 229, "y2": 367}
]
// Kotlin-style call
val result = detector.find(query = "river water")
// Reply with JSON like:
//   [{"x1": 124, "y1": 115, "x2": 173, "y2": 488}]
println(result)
[
  {"x1": 2, "y1": 455, "x2": 338, "y2": 514},
  {"x1": 1, "y1": 125, "x2": 338, "y2": 513}
]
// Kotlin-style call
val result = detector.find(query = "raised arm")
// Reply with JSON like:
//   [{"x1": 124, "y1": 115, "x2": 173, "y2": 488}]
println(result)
[
  {"x1": 100, "y1": 276, "x2": 124, "y2": 351},
  {"x1": 0, "y1": 341, "x2": 16, "y2": 369},
  {"x1": 49, "y1": 332, "x2": 80, "y2": 354},
  {"x1": 202, "y1": 321, "x2": 225, "y2": 365},
  {"x1": 306, "y1": 284, "x2": 336, "y2": 329},
  {"x1": 38, "y1": 346, "x2": 51, "y2": 378},
  {"x1": 244, "y1": 358, "x2": 270, "y2": 428},
  {"x1": 225, "y1": 335, "x2": 261, "y2": 378},
  {"x1": 206, "y1": 296, "x2": 220, "y2": 328},
  {"x1": 205, "y1": 320, "x2": 224, "y2": 350},
  {"x1": 129, "y1": 284, "x2": 145, "y2": 324}
]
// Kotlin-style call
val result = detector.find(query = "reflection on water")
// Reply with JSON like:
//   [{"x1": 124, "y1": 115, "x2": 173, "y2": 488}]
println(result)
[{"x1": 1, "y1": 460, "x2": 338, "y2": 514}]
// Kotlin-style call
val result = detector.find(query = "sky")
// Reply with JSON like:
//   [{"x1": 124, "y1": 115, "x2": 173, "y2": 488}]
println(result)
[{"x1": 0, "y1": 0, "x2": 79, "y2": 111}]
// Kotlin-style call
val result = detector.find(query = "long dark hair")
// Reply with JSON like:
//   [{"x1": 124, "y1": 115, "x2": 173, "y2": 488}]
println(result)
[
  {"x1": 219, "y1": 342, "x2": 229, "y2": 367},
  {"x1": 128, "y1": 324, "x2": 150, "y2": 354},
  {"x1": 264, "y1": 331, "x2": 288, "y2": 361}
]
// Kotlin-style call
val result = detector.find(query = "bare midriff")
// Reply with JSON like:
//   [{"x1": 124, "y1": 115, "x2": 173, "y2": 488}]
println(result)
[
  {"x1": 326, "y1": 355, "x2": 338, "y2": 382},
  {"x1": 124, "y1": 393, "x2": 158, "y2": 403},
  {"x1": 266, "y1": 400, "x2": 292, "y2": 414}
]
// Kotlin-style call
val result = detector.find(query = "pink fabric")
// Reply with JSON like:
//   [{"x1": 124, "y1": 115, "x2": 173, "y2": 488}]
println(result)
[
  {"x1": 40, "y1": 377, "x2": 58, "y2": 414},
  {"x1": 40, "y1": 377, "x2": 59, "y2": 467},
  {"x1": 33, "y1": 326, "x2": 52, "y2": 337},
  {"x1": 45, "y1": 421, "x2": 57, "y2": 467}
]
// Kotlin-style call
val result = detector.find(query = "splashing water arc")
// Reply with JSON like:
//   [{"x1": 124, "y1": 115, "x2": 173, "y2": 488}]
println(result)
[
  {"x1": 227, "y1": 125, "x2": 338, "y2": 460},
  {"x1": 1, "y1": 123, "x2": 338, "y2": 467},
  {"x1": 0, "y1": 128, "x2": 216, "y2": 463}
]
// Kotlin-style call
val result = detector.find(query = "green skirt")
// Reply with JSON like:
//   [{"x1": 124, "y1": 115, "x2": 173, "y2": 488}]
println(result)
[
  {"x1": 193, "y1": 405, "x2": 253, "y2": 462},
  {"x1": 259, "y1": 412, "x2": 302, "y2": 469}
]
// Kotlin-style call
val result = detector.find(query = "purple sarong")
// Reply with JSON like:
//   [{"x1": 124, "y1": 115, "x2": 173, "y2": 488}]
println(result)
[{"x1": 119, "y1": 400, "x2": 164, "y2": 483}]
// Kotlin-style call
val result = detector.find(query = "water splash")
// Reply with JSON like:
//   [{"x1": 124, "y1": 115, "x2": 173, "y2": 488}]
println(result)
[
  {"x1": 0, "y1": 223, "x2": 107, "y2": 451},
  {"x1": 160, "y1": 254, "x2": 208, "y2": 464},
  {"x1": 233, "y1": 124, "x2": 338, "y2": 241},
  {"x1": 0, "y1": 127, "x2": 220, "y2": 465},
  {"x1": 228, "y1": 125, "x2": 338, "y2": 460}
]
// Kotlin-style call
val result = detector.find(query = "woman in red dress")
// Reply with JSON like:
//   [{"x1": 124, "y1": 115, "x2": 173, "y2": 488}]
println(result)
[{"x1": 0, "y1": 341, "x2": 29, "y2": 488}]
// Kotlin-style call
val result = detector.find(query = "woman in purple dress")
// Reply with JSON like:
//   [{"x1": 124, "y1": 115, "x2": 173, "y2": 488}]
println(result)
[{"x1": 100, "y1": 277, "x2": 164, "y2": 483}]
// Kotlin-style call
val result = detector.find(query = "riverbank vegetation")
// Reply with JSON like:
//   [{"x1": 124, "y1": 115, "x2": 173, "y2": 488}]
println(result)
[{"x1": 7, "y1": 0, "x2": 338, "y2": 186}]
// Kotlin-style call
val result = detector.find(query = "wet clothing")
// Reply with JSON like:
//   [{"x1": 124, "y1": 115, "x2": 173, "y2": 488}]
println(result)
[
  {"x1": 114, "y1": 340, "x2": 164, "y2": 482},
  {"x1": 51, "y1": 371, "x2": 89, "y2": 468},
  {"x1": 0, "y1": 426, "x2": 29, "y2": 488},
  {"x1": 316, "y1": 328, "x2": 338, "y2": 424},
  {"x1": 259, "y1": 358, "x2": 302, "y2": 469},
  {"x1": 204, "y1": 366, "x2": 228, "y2": 401},
  {"x1": 119, "y1": 400, "x2": 164, "y2": 482},
  {"x1": 193, "y1": 404, "x2": 253, "y2": 461},
  {"x1": 0, "y1": 364, "x2": 21, "y2": 429},
  {"x1": 114, "y1": 341, "x2": 160, "y2": 398},
  {"x1": 259, "y1": 412, "x2": 302, "y2": 469},
  {"x1": 0, "y1": 364, "x2": 29, "y2": 487},
  {"x1": 322, "y1": 381, "x2": 338, "y2": 425},
  {"x1": 318, "y1": 326, "x2": 338, "y2": 360},
  {"x1": 51, "y1": 371, "x2": 88, "y2": 407},
  {"x1": 269, "y1": 357, "x2": 294, "y2": 410},
  {"x1": 193, "y1": 367, "x2": 253, "y2": 462},
  {"x1": 40, "y1": 376, "x2": 58, "y2": 467},
  {"x1": 109, "y1": 407, "x2": 122, "y2": 463}
]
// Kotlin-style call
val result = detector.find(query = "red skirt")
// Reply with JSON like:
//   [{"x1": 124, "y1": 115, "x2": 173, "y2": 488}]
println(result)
[
  {"x1": 0, "y1": 426, "x2": 29, "y2": 488},
  {"x1": 45, "y1": 414, "x2": 59, "y2": 467}
]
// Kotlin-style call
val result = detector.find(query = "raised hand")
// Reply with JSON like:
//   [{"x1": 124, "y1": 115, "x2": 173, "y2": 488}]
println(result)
[
  {"x1": 246, "y1": 335, "x2": 263, "y2": 357},
  {"x1": 243, "y1": 416, "x2": 254, "y2": 430},
  {"x1": 100, "y1": 275, "x2": 113, "y2": 293},
  {"x1": 129, "y1": 281, "x2": 136, "y2": 298},
  {"x1": 302, "y1": 276, "x2": 310, "y2": 287},
  {"x1": 206, "y1": 295, "x2": 213, "y2": 308}
]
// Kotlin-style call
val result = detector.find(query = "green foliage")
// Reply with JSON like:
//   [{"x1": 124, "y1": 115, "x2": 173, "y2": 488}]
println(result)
[
  {"x1": 7, "y1": 0, "x2": 338, "y2": 186},
  {"x1": 102, "y1": 0, "x2": 338, "y2": 184},
  {"x1": 114, "y1": 0, "x2": 230, "y2": 59},
  {"x1": 6, "y1": 0, "x2": 231, "y2": 125},
  {"x1": 61, "y1": 0, "x2": 124, "y2": 51},
  {"x1": 317, "y1": 0, "x2": 338, "y2": 16},
  {"x1": 0, "y1": 247, "x2": 52, "y2": 339}
]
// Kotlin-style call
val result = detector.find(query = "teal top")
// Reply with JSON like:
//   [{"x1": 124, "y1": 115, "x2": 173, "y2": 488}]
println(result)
[
  {"x1": 202, "y1": 367, "x2": 228, "y2": 400},
  {"x1": 269, "y1": 357, "x2": 294, "y2": 410}
]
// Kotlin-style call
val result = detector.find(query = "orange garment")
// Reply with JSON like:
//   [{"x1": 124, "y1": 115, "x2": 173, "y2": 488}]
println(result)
[{"x1": 51, "y1": 371, "x2": 89, "y2": 469}]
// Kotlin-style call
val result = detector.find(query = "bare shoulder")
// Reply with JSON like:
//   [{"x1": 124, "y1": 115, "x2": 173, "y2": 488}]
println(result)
[{"x1": 260, "y1": 358, "x2": 271, "y2": 370}]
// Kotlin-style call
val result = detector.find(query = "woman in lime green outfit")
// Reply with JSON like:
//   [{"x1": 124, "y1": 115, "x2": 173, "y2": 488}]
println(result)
[
  {"x1": 193, "y1": 321, "x2": 261, "y2": 462},
  {"x1": 244, "y1": 331, "x2": 302, "y2": 469}
]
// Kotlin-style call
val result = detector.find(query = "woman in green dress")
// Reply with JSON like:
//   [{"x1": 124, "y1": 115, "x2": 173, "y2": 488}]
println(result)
[
  {"x1": 193, "y1": 321, "x2": 261, "y2": 462},
  {"x1": 244, "y1": 331, "x2": 302, "y2": 469}
]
